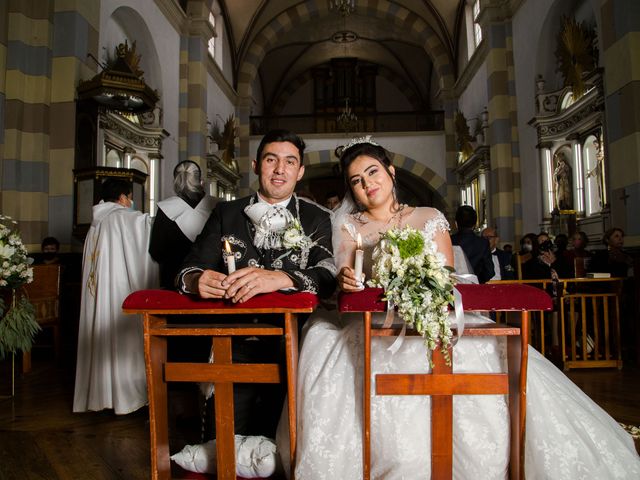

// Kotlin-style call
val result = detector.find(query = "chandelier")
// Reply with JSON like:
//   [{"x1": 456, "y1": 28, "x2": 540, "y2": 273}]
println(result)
[
  {"x1": 329, "y1": 0, "x2": 355, "y2": 17},
  {"x1": 337, "y1": 98, "x2": 358, "y2": 133}
]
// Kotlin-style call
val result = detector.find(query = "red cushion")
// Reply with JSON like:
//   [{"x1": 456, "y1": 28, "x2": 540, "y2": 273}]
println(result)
[
  {"x1": 339, "y1": 288, "x2": 387, "y2": 312},
  {"x1": 122, "y1": 289, "x2": 318, "y2": 312},
  {"x1": 338, "y1": 284, "x2": 552, "y2": 313}
]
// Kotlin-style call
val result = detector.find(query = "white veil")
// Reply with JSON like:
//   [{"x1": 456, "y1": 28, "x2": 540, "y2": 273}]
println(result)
[{"x1": 331, "y1": 192, "x2": 359, "y2": 256}]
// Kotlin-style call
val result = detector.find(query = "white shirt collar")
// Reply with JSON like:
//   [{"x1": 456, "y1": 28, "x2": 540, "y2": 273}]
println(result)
[{"x1": 257, "y1": 192, "x2": 291, "y2": 208}]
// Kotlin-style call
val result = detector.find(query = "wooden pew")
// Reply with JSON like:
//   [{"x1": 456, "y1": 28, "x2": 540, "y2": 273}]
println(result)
[
  {"x1": 123, "y1": 289, "x2": 318, "y2": 480},
  {"x1": 339, "y1": 283, "x2": 552, "y2": 480}
]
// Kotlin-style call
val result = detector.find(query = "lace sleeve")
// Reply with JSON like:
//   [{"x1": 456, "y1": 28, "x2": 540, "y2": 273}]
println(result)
[{"x1": 423, "y1": 210, "x2": 449, "y2": 237}]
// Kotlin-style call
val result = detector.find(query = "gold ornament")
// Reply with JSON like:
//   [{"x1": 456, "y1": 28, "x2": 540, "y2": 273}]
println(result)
[{"x1": 555, "y1": 16, "x2": 597, "y2": 99}]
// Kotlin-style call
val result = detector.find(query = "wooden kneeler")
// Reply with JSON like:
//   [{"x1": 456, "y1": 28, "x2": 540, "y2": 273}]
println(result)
[
  {"x1": 123, "y1": 290, "x2": 318, "y2": 480},
  {"x1": 339, "y1": 283, "x2": 552, "y2": 480}
]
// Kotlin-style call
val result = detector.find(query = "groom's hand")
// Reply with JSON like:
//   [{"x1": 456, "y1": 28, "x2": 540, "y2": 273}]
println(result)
[
  {"x1": 197, "y1": 269, "x2": 229, "y2": 299},
  {"x1": 223, "y1": 267, "x2": 294, "y2": 303}
]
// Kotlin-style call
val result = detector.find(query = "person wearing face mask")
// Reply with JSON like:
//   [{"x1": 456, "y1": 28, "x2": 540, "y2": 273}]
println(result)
[
  {"x1": 512, "y1": 232, "x2": 537, "y2": 279},
  {"x1": 40, "y1": 236, "x2": 60, "y2": 265},
  {"x1": 73, "y1": 178, "x2": 159, "y2": 415}
]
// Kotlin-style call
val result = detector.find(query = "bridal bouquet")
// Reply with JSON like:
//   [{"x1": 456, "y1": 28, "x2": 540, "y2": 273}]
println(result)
[
  {"x1": 368, "y1": 225, "x2": 455, "y2": 365},
  {"x1": 0, "y1": 214, "x2": 38, "y2": 359}
]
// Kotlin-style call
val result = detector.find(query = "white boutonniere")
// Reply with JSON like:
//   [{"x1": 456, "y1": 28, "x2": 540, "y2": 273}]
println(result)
[{"x1": 282, "y1": 219, "x2": 315, "y2": 250}]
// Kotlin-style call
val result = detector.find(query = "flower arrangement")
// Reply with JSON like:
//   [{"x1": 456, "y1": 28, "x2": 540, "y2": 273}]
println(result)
[
  {"x1": 0, "y1": 214, "x2": 39, "y2": 359},
  {"x1": 368, "y1": 225, "x2": 455, "y2": 365}
]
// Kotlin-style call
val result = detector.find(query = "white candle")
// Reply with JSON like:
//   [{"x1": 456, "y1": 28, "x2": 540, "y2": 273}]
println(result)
[
  {"x1": 224, "y1": 239, "x2": 236, "y2": 274},
  {"x1": 354, "y1": 233, "x2": 364, "y2": 285}
]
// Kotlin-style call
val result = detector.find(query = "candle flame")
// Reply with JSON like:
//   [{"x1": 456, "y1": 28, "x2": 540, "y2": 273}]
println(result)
[
  {"x1": 224, "y1": 239, "x2": 232, "y2": 254},
  {"x1": 356, "y1": 233, "x2": 362, "y2": 250}
]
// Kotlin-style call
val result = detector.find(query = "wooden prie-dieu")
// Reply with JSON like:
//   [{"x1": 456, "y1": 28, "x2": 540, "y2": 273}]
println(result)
[
  {"x1": 338, "y1": 283, "x2": 552, "y2": 480},
  {"x1": 122, "y1": 289, "x2": 318, "y2": 480}
]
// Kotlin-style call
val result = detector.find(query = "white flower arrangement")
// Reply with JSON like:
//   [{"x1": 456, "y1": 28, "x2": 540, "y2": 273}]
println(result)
[
  {"x1": 368, "y1": 225, "x2": 456, "y2": 365},
  {"x1": 0, "y1": 214, "x2": 39, "y2": 359},
  {"x1": 0, "y1": 215, "x2": 33, "y2": 288}
]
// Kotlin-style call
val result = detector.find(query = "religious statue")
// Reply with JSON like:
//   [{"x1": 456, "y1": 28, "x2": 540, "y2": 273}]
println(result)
[
  {"x1": 553, "y1": 151, "x2": 573, "y2": 210},
  {"x1": 586, "y1": 138, "x2": 605, "y2": 209},
  {"x1": 208, "y1": 114, "x2": 237, "y2": 169}
]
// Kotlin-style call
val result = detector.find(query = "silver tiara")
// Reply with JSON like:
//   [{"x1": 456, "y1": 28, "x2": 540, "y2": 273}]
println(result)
[{"x1": 344, "y1": 135, "x2": 379, "y2": 151}]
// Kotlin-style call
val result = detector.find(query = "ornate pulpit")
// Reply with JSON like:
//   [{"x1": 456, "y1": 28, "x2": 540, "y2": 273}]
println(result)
[{"x1": 72, "y1": 167, "x2": 148, "y2": 240}]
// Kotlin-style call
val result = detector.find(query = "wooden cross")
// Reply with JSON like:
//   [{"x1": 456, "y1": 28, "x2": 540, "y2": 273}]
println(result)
[
  {"x1": 375, "y1": 323, "x2": 524, "y2": 479},
  {"x1": 620, "y1": 188, "x2": 630, "y2": 206}
]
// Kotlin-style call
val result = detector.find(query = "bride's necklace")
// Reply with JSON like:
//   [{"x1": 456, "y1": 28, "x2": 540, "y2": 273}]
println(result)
[{"x1": 354, "y1": 203, "x2": 409, "y2": 228}]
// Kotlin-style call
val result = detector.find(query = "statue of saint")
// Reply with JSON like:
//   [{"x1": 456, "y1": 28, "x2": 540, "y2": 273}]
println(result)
[
  {"x1": 586, "y1": 138, "x2": 605, "y2": 209},
  {"x1": 553, "y1": 151, "x2": 573, "y2": 210}
]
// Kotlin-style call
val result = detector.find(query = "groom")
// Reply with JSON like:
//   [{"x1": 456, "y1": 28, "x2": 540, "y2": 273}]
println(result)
[{"x1": 178, "y1": 129, "x2": 336, "y2": 436}]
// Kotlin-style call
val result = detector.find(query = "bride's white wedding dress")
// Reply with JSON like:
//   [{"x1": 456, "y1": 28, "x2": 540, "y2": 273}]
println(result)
[{"x1": 277, "y1": 206, "x2": 639, "y2": 479}]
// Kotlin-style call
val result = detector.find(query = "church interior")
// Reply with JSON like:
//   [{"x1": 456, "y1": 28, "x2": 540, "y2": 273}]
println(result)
[{"x1": 1, "y1": 0, "x2": 639, "y2": 478}]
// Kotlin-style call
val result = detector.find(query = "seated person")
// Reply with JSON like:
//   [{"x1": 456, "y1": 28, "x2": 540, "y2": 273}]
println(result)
[
  {"x1": 177, "y1": 129, "x2": 336, "y2": 438},
  {"x1": 450, "y1": 205, "x2": 494, "y2": 283},
  {"x1": 513, "y1": 233, "x2": 536, "y2": 278},
  {"x1": 481, "y1": 227, "x2": 515, "y2": 280},
  {"x1": 523, "y1": 235, "x2": 572, "y2": 280},
  {"x1": 567, "y1": 231, "x2": 592, "y2": 277},
  {"x1": 40, "y1": 236, "x2": 60, "y2": 265},
  {"x1": 589, "y1": 227, "x2": 633, "y2": 278}
]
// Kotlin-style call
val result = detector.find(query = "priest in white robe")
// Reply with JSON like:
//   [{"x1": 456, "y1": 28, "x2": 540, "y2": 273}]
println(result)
[{"x1": 73, "y1": 178, "x2": 159, "y2": 414}]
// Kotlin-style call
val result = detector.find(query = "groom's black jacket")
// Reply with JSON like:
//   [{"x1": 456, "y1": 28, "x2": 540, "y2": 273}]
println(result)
[{"x1": 179, "y1": 194, "x2": 336, "y2": 299}]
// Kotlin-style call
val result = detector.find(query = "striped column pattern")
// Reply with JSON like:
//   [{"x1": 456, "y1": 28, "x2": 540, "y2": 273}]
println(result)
[
  {"x1": 179, "y1": 4, "x2": 213, "y2": 170},
  {"x1": 601, "y1": 0, "x2": 640, "y2": 242},
  {"x1": 179, "y1": 33, "x2": 208, "y2": 167},
  {"x1": 442, "y1": 96, "x2": 459, "y2": 216},
  {"x1": 2, "y1": 0, "x2": 53, "y2": 249},
  {"x1": 485, "y1": 20, "x2": 521, "y2": 245},
  {"x1": 49, "y1": 0, "x2": 99, "y2": 248},
  {"x1": 0, "y1": 0, "x2": 7, "y2": 196},
  {"x1": 236, "y1": 0, "x2": 455, "y2": 200},
  {"x1": 1, "y1": 0, "x2": 97, "y2": 249}
]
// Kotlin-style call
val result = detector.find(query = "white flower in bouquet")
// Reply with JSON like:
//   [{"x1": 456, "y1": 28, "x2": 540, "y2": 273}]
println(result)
[{"x1": 368, "y1": 225, "x2": 455, "y2": 365}]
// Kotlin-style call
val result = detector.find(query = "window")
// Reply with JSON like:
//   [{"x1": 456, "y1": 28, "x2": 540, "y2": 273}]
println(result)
[
  {"x1": 466, "y1": 0, "x2": 483, "y2": 59},
  {"x1": 473, "y1": 0, "x2": 482, "y2": 47},
  {"x1": 207, "y1": 12, "x2": 216, "y2": 59}
]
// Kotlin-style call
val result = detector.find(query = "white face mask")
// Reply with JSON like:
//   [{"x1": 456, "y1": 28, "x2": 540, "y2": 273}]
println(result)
[
  {"x1": 522, "y1": 243, "x2": 533, "y2": 252},
  {"x1": 129, "y1": 200, "x2": 135, "y2": 211}
]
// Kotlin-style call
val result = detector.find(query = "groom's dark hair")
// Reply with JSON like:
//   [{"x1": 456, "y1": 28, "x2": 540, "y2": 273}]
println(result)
[{"x1": 256, "y1": 129, "x2": 306, "y2": 166}]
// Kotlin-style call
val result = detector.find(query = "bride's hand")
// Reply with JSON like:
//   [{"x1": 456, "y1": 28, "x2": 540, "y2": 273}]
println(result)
[{"x1": 337, "y1": 266, "x2": 365, "y2": 292}]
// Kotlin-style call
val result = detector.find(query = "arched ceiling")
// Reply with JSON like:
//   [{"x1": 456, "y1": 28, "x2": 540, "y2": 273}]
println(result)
[{"x1": 219, "y1": 1, "x2": 465, "y2": 111}]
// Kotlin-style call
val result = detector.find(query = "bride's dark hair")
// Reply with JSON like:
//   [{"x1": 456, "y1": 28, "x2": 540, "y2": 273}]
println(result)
[{"x1": 338, "y1": 141, "x2": 399, "y2": 213}]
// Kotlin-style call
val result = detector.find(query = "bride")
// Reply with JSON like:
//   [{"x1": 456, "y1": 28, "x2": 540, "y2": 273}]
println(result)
[{"x1": 277, "y1": 137, "x2": 639, "y2": 479}]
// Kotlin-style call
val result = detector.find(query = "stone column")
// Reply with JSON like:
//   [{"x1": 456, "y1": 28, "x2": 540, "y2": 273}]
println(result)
[
  {"x1": 601, "y1": 0, "x2": 640, "y2": 244},
  {"x1": 479, "y1": 0, "x2": 522, "y2": 245},
  {"x1": 179, "y1": 0, "x2": 214, "y2": 173}
]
